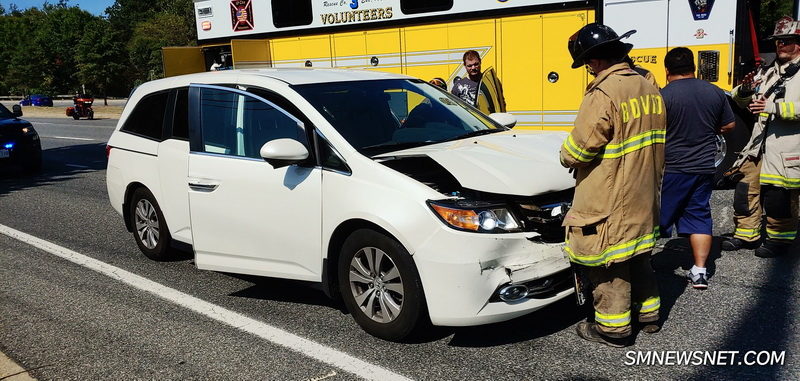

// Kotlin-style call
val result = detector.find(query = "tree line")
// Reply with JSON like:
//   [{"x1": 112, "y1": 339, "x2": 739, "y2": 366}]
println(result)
[{"x1": 0, "y1": 0, "x2": 196, "y2": 99}]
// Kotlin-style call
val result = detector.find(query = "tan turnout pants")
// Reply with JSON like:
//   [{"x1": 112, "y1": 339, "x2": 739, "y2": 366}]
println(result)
[
  {"x1": 587, "y1": 252, "x2": 660, "y2": 338},
  {"x1": 733, "y1": 157, "x2": 799, "y2": 242},
  {"x1": 732, "y1": 158, "x2": 763, "y2": 242}
]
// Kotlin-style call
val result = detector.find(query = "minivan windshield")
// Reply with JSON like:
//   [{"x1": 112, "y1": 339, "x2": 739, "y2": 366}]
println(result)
[{"x1": 293, "y1": 79, "x2": 505, "y2": 156}]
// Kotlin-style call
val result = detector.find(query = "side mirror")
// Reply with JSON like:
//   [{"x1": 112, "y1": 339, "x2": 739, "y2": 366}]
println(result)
[
  {"x1": 11, "y1": 104, "x2": 22, "y2": 117},
  {"x1": 489, "y1": 112, "x2": 516, "y2": 128},
  {"x1": 260, "y1": 138, "x2": 309, "y2": 169}
]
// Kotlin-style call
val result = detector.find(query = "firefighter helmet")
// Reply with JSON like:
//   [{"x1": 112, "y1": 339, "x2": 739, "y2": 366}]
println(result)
[
  {"x1": 568, "y1": 23, "x2": 635, "y2": 68},
  {"x1": 768, "y1": 16, "x2": 800, "y2": 40}
]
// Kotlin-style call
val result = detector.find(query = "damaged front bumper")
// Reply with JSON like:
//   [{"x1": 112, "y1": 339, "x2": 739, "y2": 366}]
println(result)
[{"x1": 413, "y1": 228, "x2": 574, "y2": 327}]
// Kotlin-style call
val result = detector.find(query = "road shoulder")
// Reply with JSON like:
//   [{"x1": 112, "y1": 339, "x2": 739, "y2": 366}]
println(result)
[{"x1": 0, "y1": 350, "x2": 35, "y2": 380}]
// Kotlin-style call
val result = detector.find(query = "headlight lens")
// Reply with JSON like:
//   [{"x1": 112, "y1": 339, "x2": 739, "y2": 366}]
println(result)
[{"x1": 429, "y1": 201, "x2": 521, "y2": 233}]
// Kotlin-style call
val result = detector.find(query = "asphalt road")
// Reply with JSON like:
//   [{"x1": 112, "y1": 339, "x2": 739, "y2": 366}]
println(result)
[{"x1": 1, "y1": 117, "x2": 798, "y2": 380}]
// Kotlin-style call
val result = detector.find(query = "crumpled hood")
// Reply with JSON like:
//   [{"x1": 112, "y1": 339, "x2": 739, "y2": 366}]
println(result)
[{"x1": 374, "y1": 131, "x2": 576, "y2": 196}]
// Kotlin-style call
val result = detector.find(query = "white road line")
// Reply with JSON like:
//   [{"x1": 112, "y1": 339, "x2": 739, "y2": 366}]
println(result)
[
  {"x1": 0, "y1": 224, "x2": 411, "y2": 381},
  {"x1": 42, "y1": 136, "x2": 96, "y2": 141},
  {"x1": 64, "y1": 164, "x2": 89, "y2": 169}
]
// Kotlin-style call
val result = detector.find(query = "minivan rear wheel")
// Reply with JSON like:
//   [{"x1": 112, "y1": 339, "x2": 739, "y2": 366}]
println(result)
[
  {"x1": 338, "y1": 229, "x2": 426, "y2": 341},
  {"x1": 130, "y1": 187, "x2": 172, "y2": 261}
]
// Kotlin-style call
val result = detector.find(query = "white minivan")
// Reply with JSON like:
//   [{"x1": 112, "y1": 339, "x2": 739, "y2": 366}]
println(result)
[{"x1": 106, "y1": 69, "x2": 576, "y2": 341}]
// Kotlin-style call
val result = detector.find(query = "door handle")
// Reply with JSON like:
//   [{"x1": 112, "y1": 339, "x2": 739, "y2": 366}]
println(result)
[{"x1": 188, "y1": 178, "x2": 220, "y2": 192}]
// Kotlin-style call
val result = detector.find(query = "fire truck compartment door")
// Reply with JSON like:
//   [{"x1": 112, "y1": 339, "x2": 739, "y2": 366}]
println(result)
[
  {"x1": 162, "y1": 47, "x2": 206, "y2": 77},
  {"x1": 232, "y1": 39, "x2": 272, "y2": 69}
]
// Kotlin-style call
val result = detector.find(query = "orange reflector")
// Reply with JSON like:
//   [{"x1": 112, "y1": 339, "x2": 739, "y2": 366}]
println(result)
[{"x1": 202, "y1": 21, "x2": 212, "y2": 30}]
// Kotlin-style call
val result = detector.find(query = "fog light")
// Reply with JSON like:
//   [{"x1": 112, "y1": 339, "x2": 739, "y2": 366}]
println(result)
[{"x1": 498, "y1": 284, "x2": 529, "y2": 302}]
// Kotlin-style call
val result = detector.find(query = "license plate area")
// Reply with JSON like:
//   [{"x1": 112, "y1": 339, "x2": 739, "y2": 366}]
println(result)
[{"x1": 0, "y1": 149, "x2": 9, "y2": 158}]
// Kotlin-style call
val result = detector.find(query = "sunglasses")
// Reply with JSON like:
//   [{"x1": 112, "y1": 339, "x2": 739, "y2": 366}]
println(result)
[{"x1": 775, "y1": 38, "x2": 800, "y2": 46}]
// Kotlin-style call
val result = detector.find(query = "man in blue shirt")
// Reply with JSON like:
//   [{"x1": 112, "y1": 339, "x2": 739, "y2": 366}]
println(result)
[{"x1": 660, "y1": 47, "x2": 735, "y2": 289}]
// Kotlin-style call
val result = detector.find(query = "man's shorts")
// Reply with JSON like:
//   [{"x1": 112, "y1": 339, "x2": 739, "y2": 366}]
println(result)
[{"x1": 660, "y1": 173, "x2": 714, "y2": 237}]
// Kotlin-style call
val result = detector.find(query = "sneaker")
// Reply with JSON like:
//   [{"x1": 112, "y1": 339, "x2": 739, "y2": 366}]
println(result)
[
  {"x1": 575, "y1": 322, "x2": 630, "y2": 348},
  {"x1": 688, "y1": 271, "x2": 708, "y2": 290},
  {"x1": 721, "y1": 237, "x2": 760, "y2": 251},
  {"x1": 755, "y1": 240, "x2": 792, "y2": 258}
]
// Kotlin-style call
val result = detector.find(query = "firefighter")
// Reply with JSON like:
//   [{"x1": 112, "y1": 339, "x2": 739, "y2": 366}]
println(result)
[
  {"x1": 624, "y1": 55, "x2": 660, "y2": 89},
  {"x1": 723, "y1": 16, "x2": 800, "y2": 257},
  {"x1": 561, "y1": 23, "x2": 666, "y2": 347}
]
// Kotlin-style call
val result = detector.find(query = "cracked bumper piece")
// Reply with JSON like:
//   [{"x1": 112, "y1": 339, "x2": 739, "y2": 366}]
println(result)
[{"x1": 413, "y1": 227, "x2": 573, "y2": 327}]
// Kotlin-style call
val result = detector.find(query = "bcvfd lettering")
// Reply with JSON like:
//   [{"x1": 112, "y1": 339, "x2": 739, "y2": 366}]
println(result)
[{"x1": 621, "y1": 94, "x2": 663, "y2": 122}]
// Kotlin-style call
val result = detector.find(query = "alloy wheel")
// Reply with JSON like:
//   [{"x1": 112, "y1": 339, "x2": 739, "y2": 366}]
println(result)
[
  {"x1": 714, "y1": 134, "x2": 727, "y2": 168},
  {"x1": 348, "y1": 247, "x2": 404, "y2": 323},
  {"x1": 134, "y1": 199, "x2": 160, "y2": 250}
]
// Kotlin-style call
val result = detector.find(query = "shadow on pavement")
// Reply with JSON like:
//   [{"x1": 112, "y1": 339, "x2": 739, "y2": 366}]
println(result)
[
  {"x1": 446, "y1": 297, "x2": 585, "y2": 347},
  {"x1": 650, "y1": 236, "x2": 725, "y2": 325},
  {"x1": 226, "y1": 273, "x2": 340, "y2": 309},
  {"x1": 688, "y1": 247, "x2": 799, "y2": 380},
  {"x1": 0, "y1": 143, "x2": 107, "y2": 197}
]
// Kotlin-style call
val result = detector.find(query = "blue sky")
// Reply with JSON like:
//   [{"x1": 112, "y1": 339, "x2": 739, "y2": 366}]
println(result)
[{"x1": 1, "y1": 0, "x2": 115, "y2": 15}]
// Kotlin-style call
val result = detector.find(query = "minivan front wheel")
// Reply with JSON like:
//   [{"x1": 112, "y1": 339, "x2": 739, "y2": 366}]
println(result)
[
  {"x1": 338, "y1": 229, "x2": 426, "y2": 341},
  {"x1": 130, "y1": 187, "x2": 172, "y2": 261}
]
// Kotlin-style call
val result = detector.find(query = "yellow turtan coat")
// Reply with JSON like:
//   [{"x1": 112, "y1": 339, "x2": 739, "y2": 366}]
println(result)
[{"x1": 560, "y1": 63, "x2": 666, "y2": 267}]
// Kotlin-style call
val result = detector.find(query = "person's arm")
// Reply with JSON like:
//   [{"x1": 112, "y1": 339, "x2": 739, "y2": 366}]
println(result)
[
  {"x1": 560, "y1": 91, "x2": 613, "y2": 168},
  {"x1": 717, "y1": 91, "x2": 736, "y2": 134},
  {"x1": 719, "y1": 121, "x2": 735, "y2": 134},
  {"x1": 731, "y1": 71, "x2": 760, "y2": 109},
  {"x1": 754, "y1": 99, "x2": 800, "y2": 120}
]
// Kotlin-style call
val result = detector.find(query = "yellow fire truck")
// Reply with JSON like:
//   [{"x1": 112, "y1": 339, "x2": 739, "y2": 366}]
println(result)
[{"x1": 164, "y1": 0, "x2": 762, "y2": 136}]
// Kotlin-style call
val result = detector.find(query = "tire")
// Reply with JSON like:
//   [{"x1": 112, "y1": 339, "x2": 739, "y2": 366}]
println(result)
[
  {"x1": 714, "y1": 112, "x2": 752, "y2": 188},
  {"x1": 338, "y1": 228, "x2": 426, "y2": 342},
  {"x1": 129, "y1": 187, "x2": 173, "y2": 261},
  {"x1": 72, "y1": 114, "x2": 80, "y2": 120},
  {"x1": 88, "y1": 110, "x2": 94, "y2": 120}
]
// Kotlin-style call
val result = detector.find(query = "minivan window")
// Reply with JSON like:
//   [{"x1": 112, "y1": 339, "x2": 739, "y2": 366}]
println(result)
[
  {"x1": 316, "y1": 132, "x2": 350, "y2": 173},
  {"x1": 122, "y1": 91, "x2": 169, "y2": 140},
  {"x1": 401, "y1": 0, "x2": 453, "y2": 15},
  {"x1": 199, "y1": 88, "x2": 305, "y2": 159},
  {"x1": 272, "y1": 0, "x2": 312, "y2": 28},
  {"x1": 172, "y1": 88, "x2": 189, "y2": 140}
]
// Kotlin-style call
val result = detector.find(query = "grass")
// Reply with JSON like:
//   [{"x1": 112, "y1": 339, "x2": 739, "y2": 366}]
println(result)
[{"x1": 16, "y1": 105, "x2": 124, "y2": 119}]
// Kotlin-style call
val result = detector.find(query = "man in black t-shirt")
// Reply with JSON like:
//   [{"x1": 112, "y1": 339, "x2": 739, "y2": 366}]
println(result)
[
  {"x1": 660, "y1": 47, "x2": 735, "y2": 289},
  {"x1": 451, "y1": 50, "x2": 482, "y2": 106}
]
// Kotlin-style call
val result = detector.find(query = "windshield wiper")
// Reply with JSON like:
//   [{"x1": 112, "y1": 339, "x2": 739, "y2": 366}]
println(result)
[
  {"x1": 360, "y1": 141, "x2": 438, "y2": 156},
  {"x1": 447, "y1": 128, "x2": 505, "y2": 141}
]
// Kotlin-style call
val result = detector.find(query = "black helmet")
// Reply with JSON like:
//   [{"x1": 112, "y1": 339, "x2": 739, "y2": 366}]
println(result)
[{"x1": 568, "y1": 23, "x2": 635, "y2": 69}]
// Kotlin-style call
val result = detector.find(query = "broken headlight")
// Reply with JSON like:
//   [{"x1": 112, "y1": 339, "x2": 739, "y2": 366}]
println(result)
[
  {"x1": 518, "y1": 202, "x2": 571, "y2": 243},
  {"x1": 428, "y1": 200, "x2": 522, "y2": 233}
]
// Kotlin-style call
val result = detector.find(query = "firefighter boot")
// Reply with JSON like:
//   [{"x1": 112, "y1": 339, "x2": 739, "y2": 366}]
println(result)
[
  {"x1": 721, "y1": 237, "x2": 761, "y2": 251},
  {"x1": 575, "y1": 322, "x2": 630, "y2": 348},
  {"x1": 754, "y1": 240, "x2": 793, "y2": 258}
]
